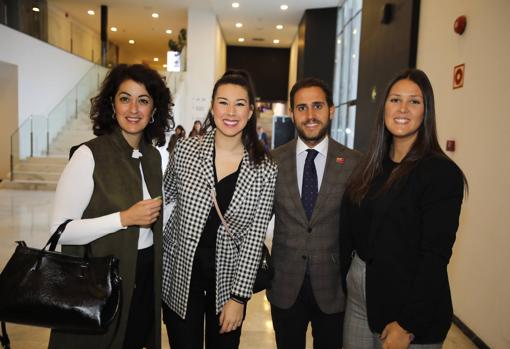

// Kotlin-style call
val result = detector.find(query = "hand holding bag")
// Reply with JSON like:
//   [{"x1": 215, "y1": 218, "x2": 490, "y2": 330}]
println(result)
[
  {"x1": 210, "y1": 190, "x2": 273, "y2": 294},
  {"x1": 0, "y1": 220, "x2": 121, "y2": 347}
]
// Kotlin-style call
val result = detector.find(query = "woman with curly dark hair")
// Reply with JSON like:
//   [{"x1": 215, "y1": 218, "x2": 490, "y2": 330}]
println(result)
[
  {"x1": 49, "y1": 64, "x2": 172, "y2": 349},
  {"x1": 162, "y1": 69, "x2": 276, "y2": 349}
]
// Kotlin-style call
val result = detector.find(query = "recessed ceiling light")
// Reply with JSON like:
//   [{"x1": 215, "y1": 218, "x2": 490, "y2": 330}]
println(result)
[
  {"x1": 153, "y1": 57, "x2": 159, "y2": 62},
  {"x1": 276, "y1": 24, "x2": 283, "y2": 30},
  {"x1": 238, "y1": 37, "x2": 245, "y2": 42},
  {"x1": 166, "y1": 29, "x2": 172, "y2": 34},
  {"x1": 163, "y1": 64, "x2": 167, "y2": 68},
  {"x1": 235, "y1": 22, "x2": 243, "y2": 28},
  {"x1": 32, "y1": 7, "x2": 40, "y2": 12},
  {"x1": 152, "y1": 13, "x2": 159, "y2": 18},
  {"x1": 110, "y1": 27, "x2": 118, "y2": 32},
  {"x1": 128, "y1": 39, "x2": 135, "y2": 44},
  {"x1": 280, "y1": 4, "x2": 288, "y2": 10},
  {"x1": 273, "y1": 39, "x2": 280, "y2": 44},
  {"x1": 232, "y1": 2, "x2": 240, "y2": 8},
  {"x1": 87, "y1": 10, "x2": 95, "y2": 15}
]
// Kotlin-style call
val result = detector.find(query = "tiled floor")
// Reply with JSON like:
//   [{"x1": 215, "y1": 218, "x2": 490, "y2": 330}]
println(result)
[{"x1": 0, "y1": 189, "x2": 478, "y2": 349}]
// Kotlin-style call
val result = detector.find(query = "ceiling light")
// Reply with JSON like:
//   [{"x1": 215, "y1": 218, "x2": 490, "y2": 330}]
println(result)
[
  {"x1": 32, "y1": 7, "x2": 40, "y2": 12},
  {"x1": 238, "y1": 38, "x2": 245, "y2": 42},
  {"x1": 151, "y1": 13, "x2": 159, "y2": 18},
  {"x1": 163, "y1": 64, "x2": 167, "y2": 68},
  {"x1": 280, "y1": 4, "x2": 288, "y2": 10},
  {"x1": 154, "y1": 57, "x2": 159, "y2": 62},
  {"x1": 166, "y1": 29, "x2": 172, "y2": 34},
  {"x1": 128, "y1": 39, "x2": 135, "y2": 44},
  {"x1": 110, "y1": 27, "x2": 118, "y2": 32},
  {"x1": 235, "y1": 22, "x2": 243, "y2": 28},
  {"x1": 273, "y1": 39, "x2": 280, "y2": 44},
  {"x1": 232, "y1": 2, "x2": 240, "y2": 8},
  {"x1": 87, "y1": 10, "x2": 95, "y2": 15},
  {"x1": 276, "y1": 24, "x2": 283, "y2": 30}
]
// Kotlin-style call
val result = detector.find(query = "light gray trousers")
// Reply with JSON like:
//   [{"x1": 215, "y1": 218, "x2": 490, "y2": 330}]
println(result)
[{"x1": 343, "y1": 253, "x2": 443, "y2": 349}]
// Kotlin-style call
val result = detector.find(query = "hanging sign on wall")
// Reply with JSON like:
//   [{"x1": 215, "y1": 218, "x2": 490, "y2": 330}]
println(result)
[{"x1": 453, "y1": 64, "x2": 465, "y2": 89}]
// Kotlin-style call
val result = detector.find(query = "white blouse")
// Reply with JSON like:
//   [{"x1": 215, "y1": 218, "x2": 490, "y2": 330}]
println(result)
[{"x1": 51, "y1": 144, "x2": 153, "y2": 249}]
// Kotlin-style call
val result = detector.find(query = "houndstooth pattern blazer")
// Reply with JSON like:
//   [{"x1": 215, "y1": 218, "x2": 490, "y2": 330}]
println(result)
[{"x1": 162, "y1": 129, "x2": 277, "y2": 319}]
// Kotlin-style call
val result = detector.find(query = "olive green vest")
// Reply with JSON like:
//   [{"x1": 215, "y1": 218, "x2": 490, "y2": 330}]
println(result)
[{"x1": 49, "y1": 127, "x2": 163, "y2": 349}]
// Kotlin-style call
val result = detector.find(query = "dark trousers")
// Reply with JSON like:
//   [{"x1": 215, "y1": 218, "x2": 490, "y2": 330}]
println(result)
[
  {"x1": 123, "y1": 245, "x2": 155, "y2": 349},
  {"x1": 162, "y1": 247, "x2": 244, "y2": 349},
  {"x1": 271, "y1": 276, "x2": 344, "y2": 349}
]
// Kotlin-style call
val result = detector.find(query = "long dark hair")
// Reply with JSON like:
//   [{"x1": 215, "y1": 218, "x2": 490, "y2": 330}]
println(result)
[
  {"x1": 346, "y1": 68, "x2": 468, "y2": 204},
  {"x1": 90, "y1": 64, "x2": 173, "y2": 146},
  {"x1": 203, "y1": 69, "x2": 269, "y2": 165}
]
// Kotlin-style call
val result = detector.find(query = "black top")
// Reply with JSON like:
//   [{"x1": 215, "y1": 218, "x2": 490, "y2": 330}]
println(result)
[
  {"x1": 192, "y1": 150, "x2": 241, "y2": 294},
  {"x1": 351, "y1": 156, "x2": 398, "y2": 261},
  {"x1": 340, "y1": 154, "x2": 464, "y2": 344}
]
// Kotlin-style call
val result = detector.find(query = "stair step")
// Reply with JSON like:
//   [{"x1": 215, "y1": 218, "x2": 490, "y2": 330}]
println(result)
[
  {"x1": 13, "y1": 170, "x2": 62, "y2": 182},
  {"x1": 0, "y1": 179, "x2": 57, "y2": 191},
  {"x1": 17, "y1": 157, "x2": 68, "y2": 164},
  {"x1": 14, "y1": 163, "x2": 67, "y2": 172}
]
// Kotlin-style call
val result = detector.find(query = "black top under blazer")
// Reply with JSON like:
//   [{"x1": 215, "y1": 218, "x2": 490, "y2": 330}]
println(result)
[
  {"x1": 340, "y1": 154, "x2": 465, "y2": 344},
  {"x1": 162, "y1": 130, "x2": 277, "y2": 319}
]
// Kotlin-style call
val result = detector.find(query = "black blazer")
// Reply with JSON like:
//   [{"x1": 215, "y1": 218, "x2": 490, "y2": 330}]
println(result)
[{"x1": 340, "y1": 154, "x2": 464, "y2": 344}]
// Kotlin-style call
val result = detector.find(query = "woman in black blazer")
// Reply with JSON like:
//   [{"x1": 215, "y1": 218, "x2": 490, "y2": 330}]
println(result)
[
  {"x1": 162, "y1": 70, "x2": 277, "y2": 349},
  {"x1": 340, "y1": 69, "x2": 467, "y2": 349}
]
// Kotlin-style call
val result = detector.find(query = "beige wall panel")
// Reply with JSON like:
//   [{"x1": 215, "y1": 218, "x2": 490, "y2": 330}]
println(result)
[{"x1": 417, "y1": 1, "x2": 510, "y2": 348}]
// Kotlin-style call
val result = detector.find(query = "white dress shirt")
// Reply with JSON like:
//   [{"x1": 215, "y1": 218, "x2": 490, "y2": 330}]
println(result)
[
  {"x1": 296, "y1": 136, "x2": 329, "y2": 196},
  {"x1": 51, "y1": 144, "x2": 154, "y2": 249}
]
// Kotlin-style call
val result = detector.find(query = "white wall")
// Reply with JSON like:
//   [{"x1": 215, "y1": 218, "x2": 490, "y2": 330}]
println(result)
[
  {"x1": 288, "y1": 33, "x2": 299, "y2": 106},
  {"x1": 0, "y1": 24, "x2": 93, "y2": 128},
  {"x1": 417, "y1": 1, "x2": 510, "y2": 348},
  {"x1": 182, "y1": 9, "x2": 226, "y2": 133},
  {"x1": 0, "y1": 62, "x2": 18, "y2": 177},
  {"x1": 215, "y1": 23, "x2": 227, "y2": 81}
]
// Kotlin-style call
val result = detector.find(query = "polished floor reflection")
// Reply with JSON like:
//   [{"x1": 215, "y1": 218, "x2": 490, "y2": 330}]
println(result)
[{"x1": 0, "y1": 189, "x2": 478, "y2": 349}]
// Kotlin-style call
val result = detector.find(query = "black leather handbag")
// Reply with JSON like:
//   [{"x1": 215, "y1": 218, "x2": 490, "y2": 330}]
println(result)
[
  {"x1": 0, "y1": 220, "x2": 121, "y2": 348},
  {"x1": 252, "y1": 243, "x2": 274, "y2": 293}
]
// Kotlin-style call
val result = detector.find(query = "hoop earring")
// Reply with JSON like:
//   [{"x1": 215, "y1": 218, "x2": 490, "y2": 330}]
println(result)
[
  {"x1": 111, "y1": 111, "x2": 116, "y2": 120},
  {"x1": 150, "y1": 108, "x2": 157, "y2": 124}
]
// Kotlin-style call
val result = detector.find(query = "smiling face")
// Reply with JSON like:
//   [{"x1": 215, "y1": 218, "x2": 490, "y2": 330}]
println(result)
[
  {"x1": 113, "y1": 79, "x2": 154, "y2": 147},
  {"x1": 211, "y1": 83, "x2": 253, "y2": 140},
  {"x1": 384, "y1": 79, "x2": 425, "y2": 145},
  {"x1": 291, "y1": 86, "x2": 335, "y2": 147}
]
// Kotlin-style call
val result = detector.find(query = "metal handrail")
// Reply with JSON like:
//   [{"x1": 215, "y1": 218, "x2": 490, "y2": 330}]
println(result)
[{"x1": 8, "y1": 64, "x2": 108, "y2": 181}]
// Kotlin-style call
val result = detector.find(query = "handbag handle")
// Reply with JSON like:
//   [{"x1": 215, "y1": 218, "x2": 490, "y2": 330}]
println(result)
[
  {"x1": 44, "y1": 220, "x2": 92, "y2": 258},
  {"x1": 210, "y1": 189, "x2": 240, "y2": 252},
  {"x1": 47, "y1": 219, "x2": 73, "y2": 252}
]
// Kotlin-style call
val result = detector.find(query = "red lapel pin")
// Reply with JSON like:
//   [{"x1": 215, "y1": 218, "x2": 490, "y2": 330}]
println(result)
[{"x1": 336, "y1": 157, "x2": 345, "y2": 165}]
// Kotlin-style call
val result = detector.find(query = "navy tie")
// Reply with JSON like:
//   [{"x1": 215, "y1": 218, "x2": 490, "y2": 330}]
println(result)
[{"x1": 301, "y1": 149, "x2": 319, "y2": 221}]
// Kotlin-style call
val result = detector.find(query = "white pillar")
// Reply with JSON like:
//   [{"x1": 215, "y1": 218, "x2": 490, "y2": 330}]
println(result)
[{"x1": 179, "y1": 9, "x2": 226, "y2": 134}]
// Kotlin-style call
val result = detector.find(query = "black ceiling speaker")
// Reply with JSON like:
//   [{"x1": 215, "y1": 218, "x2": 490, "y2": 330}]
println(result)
[{"x1": 381, "y1": 3, "x2": 394, "y2": 24}]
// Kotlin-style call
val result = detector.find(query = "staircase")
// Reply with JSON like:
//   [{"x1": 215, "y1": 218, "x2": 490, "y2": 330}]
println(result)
[{"x1": 1, "y1": 109, "x2": 95, "y2": 191}]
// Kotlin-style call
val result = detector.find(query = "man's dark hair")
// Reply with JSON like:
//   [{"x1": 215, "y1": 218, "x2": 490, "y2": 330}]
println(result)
[{"x1": 289, "y1": 77, "x2": 334, "y2": 110}]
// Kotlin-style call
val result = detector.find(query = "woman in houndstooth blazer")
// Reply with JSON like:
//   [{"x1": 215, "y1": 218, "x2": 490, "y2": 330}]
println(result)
[{"x1": 162, "y1": 70, "x2": 277, "y2": 349}]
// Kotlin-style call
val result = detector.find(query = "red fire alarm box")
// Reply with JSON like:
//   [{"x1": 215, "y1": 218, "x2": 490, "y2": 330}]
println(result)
[{"x1": 446, "y1": 140, "x2": 456, "y2": 152}]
